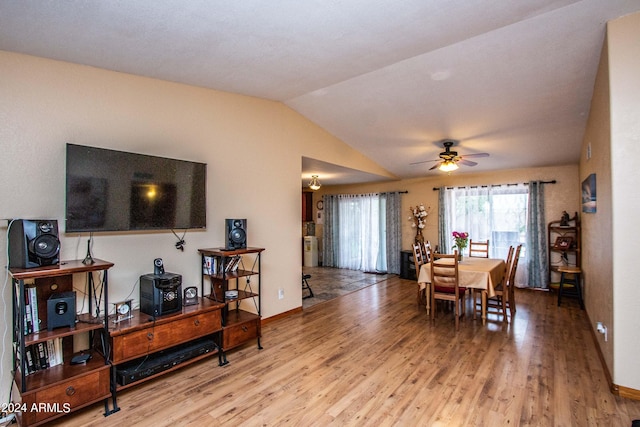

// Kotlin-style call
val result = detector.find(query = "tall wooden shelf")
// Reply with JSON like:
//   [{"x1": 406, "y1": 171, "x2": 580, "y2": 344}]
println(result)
[
  {"x1": 199, "y1": 247, "x2": 264, "y2": 364},
  {"x1": 548, "y1": 213, "x2": 581, "y2": 286},
  {"x1": 10, "y1": 259, "x2": 114, "y2": 426}
]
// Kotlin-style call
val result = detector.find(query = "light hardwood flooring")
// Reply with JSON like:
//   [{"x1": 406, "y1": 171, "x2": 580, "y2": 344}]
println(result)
[{"x1": 51, "y1": 274, "x2": 640, "y2": 426}]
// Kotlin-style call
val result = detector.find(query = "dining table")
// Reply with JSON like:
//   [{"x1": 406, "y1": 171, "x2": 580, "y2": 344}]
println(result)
[{"x1": 418, "y1": 256, "x2": 507, "y2": 324}]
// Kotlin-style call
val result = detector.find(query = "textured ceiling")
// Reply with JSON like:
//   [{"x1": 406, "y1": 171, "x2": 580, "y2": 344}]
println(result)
[{"x1": 1, "y1": 0, "x2": 638, "y2": 186}]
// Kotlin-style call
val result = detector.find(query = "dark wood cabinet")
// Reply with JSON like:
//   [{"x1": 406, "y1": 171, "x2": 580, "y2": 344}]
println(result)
[
  {"x1": 400, "y1": 250, "x2": 417, "y2": 280},
  {"x1": 10, "y1": 259, "x2": 114, "y2": 426},
  {"x1": 302, "y1": 191, "x2": 313, "y2": 222},
  {"x1": 199, "y1": 247, "x2": 264, "y2": 364}
]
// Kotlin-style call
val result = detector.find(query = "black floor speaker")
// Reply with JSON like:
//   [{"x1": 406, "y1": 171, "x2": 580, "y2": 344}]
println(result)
[
  {"x1": 225, "y1": 218, "x2": 247, "y2": 250},
  {"x1": 9, "y1": 219, "x2": 60, "y2": 269}
]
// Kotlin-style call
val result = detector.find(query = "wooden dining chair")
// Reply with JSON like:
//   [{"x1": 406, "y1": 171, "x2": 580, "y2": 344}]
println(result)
[
  {"x1": 469, "y1": 239, "x2": 490, "y2": 258},
  {"x1": 413, "y1": 243, "x2": 427, "y2": 306},
  {"x1": 483, "y1": 245, "x2": 514, "y2": 319},
  {"x1": 429, "y1": 250, "x2": 466, "y2": 330},
  {"x1": 505, "y1": 244, "x2": 522, "y2": 314},
  {"x1": 422, "y1": 241, "x2": 432, "y2": 263}
]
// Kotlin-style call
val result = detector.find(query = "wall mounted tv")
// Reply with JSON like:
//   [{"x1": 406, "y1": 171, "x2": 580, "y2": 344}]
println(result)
[{"x1": 65, "y1": 143, "x2": 206, "y2": 233}]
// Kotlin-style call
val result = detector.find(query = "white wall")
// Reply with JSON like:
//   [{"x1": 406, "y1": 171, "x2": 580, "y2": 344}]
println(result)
[{"x1": 0, "y1": 50, "x2": 391, "y2": 403}]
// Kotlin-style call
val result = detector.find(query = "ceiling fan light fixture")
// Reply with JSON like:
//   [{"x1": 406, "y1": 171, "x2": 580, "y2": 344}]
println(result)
[
  {"x1": 308, "y1": 175, "x2": 322, "y2": 190},
  {"x1": 439, "y1": 160, "x2": 459, "y2": 172}
]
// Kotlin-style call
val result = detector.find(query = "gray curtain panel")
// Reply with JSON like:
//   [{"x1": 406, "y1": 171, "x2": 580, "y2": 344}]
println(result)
[
  {"x1": 438, "y1": 187, "x2": 447, "y2": 253},
  {"x1": 382, "y1": 192, "x2": 402, "y2": 274},
  {"x1": 527, "y1": 181, "x2": 548, "y2": 288},
  {"x1": 321, "y1": 194, "x2": 338, "y2": 268}
]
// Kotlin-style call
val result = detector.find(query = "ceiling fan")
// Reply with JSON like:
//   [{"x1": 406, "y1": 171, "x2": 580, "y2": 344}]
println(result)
[{"x1": 411, "y1": 139, "x2": 489, "y2": 171}]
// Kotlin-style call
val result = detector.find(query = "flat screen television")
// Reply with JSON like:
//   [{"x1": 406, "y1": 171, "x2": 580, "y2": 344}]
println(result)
[{"x1": 65, "y1": 143, "x2": 206, "y2": 233}]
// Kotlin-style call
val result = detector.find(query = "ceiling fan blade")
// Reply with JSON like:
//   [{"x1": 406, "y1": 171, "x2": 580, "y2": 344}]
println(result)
[
  {"x1": 459, "y1": 159, "x2": 478, "y2": 167},
  {"x1": 429, "y1": 162, "x2": 442, "y2": 170},
  {"x1": 410, "y1": 159, "x2": 440, "y2": 165},
  {"x1": 460, "y1": 152, "x2": 489, "y2": 158}
]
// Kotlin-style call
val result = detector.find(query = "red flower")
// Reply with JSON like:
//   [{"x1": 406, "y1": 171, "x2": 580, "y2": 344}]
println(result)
[{"x1": 452, "y1": 231, "x2": 469, "y2": 251}]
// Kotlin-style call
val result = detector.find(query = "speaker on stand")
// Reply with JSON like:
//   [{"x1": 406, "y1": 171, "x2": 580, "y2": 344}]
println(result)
[
  {"x1": 8, "y1": 219, "x2": 61, "y2": 269},
  {"x1": 225, "y1": 219, "x2": 247, "y2": 250}
]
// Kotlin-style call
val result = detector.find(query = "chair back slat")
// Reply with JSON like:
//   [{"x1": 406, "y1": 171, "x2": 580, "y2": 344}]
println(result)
[
  {"x1": 423, "y1": 241, "x2": 432, "y2": 263},
  {"x1": 412, "y1": 243, "x2": 425, "y2": 274}
]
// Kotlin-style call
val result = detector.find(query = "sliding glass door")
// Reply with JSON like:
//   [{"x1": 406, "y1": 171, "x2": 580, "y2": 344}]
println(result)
[{"x1": 441, "y1": 184, "x2": 528, "y2": 287}]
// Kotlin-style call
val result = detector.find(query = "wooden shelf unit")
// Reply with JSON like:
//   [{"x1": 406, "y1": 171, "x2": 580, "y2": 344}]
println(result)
[
  {"x1": 199, "y1": 247, "x2": 264, "y2": 363},
  {"x1": 548, "y1": 213, "x2": 581, "y2": 286},
  {"x1": 10, "y1": 259, "x2": 114, "y2": 426}
]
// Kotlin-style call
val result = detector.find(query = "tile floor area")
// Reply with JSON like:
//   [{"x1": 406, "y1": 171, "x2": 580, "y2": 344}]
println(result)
[{"x1": 301, "y1": 266, "x2": 393, "y2": 309}]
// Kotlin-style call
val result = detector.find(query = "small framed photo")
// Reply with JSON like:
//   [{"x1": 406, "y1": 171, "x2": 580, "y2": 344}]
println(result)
[{"x1": 553, "y1": 236, "x2": 573, "y2": 250}]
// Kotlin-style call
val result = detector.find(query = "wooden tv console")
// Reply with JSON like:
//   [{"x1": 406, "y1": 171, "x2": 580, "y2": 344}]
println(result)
[{"x1": 106, "y1": 297, "x2": 225, "y2": 409}]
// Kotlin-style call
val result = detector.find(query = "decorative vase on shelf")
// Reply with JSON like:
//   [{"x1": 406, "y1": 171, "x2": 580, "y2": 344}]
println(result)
[{"x1": 415, "y1": 229, "x2": 425, "y2": 246}]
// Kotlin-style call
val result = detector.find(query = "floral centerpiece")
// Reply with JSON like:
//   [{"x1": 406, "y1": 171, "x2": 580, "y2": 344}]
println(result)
[
  {"x1": 409, "y1": 204, "x2": 429, "y2": 245},
  {"x1": 452, "y1": 231, "x2": 469, "y2": 259}
]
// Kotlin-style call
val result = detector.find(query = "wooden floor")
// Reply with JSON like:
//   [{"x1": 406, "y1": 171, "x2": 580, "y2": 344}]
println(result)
[{"x1": 52, "y1": 274, "x2": 640, "y2": 426}]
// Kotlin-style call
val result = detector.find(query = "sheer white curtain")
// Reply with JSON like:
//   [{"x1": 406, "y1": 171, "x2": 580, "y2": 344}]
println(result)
[
  {"x1": 442, "y1": 184, "x2": 529, "y2": 287},
  {"x1": 336, "y1": 194, "x2": 384, "y2": 272},
  {"x1": 323, "y1": 192, "x2": 402, "y2": 273}
]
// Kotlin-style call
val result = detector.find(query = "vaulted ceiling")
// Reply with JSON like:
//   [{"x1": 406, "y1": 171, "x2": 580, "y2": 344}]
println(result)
[{"x1": 1, "y1": 1, "x2": 638, "y2": 186}]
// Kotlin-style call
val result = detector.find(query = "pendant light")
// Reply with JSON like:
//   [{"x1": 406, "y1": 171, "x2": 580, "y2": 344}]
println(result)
[{"x1": 308, "y1": 175, "x2": 321, "y2": 191}]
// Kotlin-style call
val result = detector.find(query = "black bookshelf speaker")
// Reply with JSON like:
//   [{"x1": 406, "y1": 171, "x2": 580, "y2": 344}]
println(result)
[
  {"x1": 9, "y1": 219, "x2": 60, "y2": 269},
  {"x1": 225, "y1": 218, "x2": 247, "y2": 250}
]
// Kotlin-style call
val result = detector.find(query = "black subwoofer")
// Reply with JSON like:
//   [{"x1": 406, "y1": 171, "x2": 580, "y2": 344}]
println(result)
[
  {"x1": 225, "y1": 218, "x2": 247, "y2": 250},
  {"x1": 47, "y1": 291, "x2": 76, "y2": 331},
  {"x1": 9, "y1": 219, "x2": 60, "y2": 269}
]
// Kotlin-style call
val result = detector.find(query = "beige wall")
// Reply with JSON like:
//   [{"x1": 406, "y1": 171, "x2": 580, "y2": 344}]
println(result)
[
  {"x1": 579, "y1": 11, "x2": 640, "y2": 394},
  {"x1": 607, "y1": 12, "x2": 640, "y2": 392},
  {"x1": 0, "y1": 50, "x2": 390, "y2": 402},
  {"x1": 580, "y1": 31, "x2": 614, "y2": 379},
  {"x1": 312, "y1": 165, "x2": 579, "y2": 255}
]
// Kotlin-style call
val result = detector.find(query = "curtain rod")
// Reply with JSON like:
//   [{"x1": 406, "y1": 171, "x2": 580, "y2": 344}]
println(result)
[
  {"x1": 327, "y1": 190, "x2": 408, "y2": 196},
  {"x1": 432, "y1": 180, "x2": 556, "y2": 191}
]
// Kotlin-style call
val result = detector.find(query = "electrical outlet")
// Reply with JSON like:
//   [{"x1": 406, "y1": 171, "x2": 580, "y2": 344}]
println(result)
[
  {"x1": 278, "y1": 288, "x2": 284, "y2": 300},
  {"x1": 596, "y1": 322, "x2": 608, "y2": 342}
]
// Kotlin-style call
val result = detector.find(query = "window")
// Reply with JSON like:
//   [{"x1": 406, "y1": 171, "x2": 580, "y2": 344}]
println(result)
[{"x1": 442, "y1": 184, "x2": 528, "y2": 286}]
